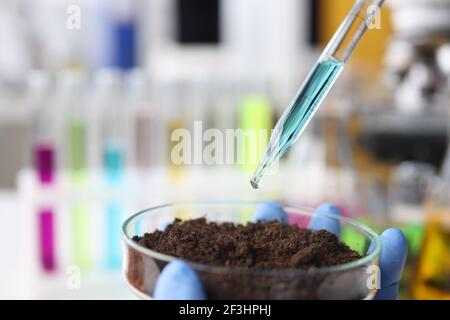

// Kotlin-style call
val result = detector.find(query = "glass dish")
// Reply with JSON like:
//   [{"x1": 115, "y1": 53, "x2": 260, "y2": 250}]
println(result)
[{"x1": 122, "y1": 200, "x2": 381, "y2": 299}]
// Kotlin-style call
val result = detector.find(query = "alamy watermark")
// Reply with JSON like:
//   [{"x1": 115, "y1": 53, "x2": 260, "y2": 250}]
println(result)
[
  {"x1": 367, "y1": 4, "x2": 382, "y2": 30},
  {"x1": 366, "y1": 264, "x2": 381, "y2": 290},
  {"x1": 66, "y1": 4, "x2": 81, "y2": 30},
  {"x1": 66, "y1": 265, "x2": 81, "y2": 290},
  {"x1": 170, "y1": 121, "x2": 280, "y2": 171}
]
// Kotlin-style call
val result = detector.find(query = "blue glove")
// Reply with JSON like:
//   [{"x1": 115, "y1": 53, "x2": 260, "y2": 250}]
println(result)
[{"x1": 154, "y1": 202, "x2": 408, "y2": 300}]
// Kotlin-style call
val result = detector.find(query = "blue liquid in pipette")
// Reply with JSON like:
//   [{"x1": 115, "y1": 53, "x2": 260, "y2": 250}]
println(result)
[
  {"x1": 251, "y1": 57, "x2": 344, "y2": 188},
  {"x1": 280, "y1": 58, "x2": 344, "y2": 150}
]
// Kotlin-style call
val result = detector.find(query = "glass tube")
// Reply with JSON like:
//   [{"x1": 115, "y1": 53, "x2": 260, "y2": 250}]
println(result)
[
  {"x1": 27, "y1": 71, "x2": 58, "y2": 272},
  {"x1": 56, "y1": 71, "x2": 88, "y2": 183},
  {"x1": 39, "y1": 208, "x2": 56, "y2": 271},
  {"x1": 125, "y1": 69, "x2": 153, "y2": 171}
]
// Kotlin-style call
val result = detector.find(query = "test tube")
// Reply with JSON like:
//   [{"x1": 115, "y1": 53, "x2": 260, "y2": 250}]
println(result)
[
  {"x1": 104, "y1": 143, "x2": 125, "y2": 184},
  {"x1": 30, "y1": 71, "x2": 54, "y2": 184},
  {"x1": 105, "y1": 201, "x2": 124, "y2": 268},
  {"x1": 204, "y1": 80, "x2": 235, "y2": 169},
  {"x1": 57, "y1": 71, "x2": 88, "y2": 183},
  {"x1": 39, "y1": 208, "x2": 56, "y2": 271},
  {"x1": 112, "y1": 0, "x2": 138, "y2": 70},
  {"x1": 92, "y1": 69, "x2": 128, "y2": 184},
  {"x1": 28, "y1": 71, "x2": 57, "y2": 272},
  {"x1": 55, "y1": 71, "x2": 92, "y2": 269},
  {"x1": 125, "y1": 68, "x2": 153, "y2": 171},
  {"x1": 189, "y1": 80, "x2": 211, "y2": 168},
  {"x1": 95, "y1": 69, "x2": 127, "y2": 269},
  {"x1": 164, "y1": 81, "x2": 187, "y2": 181},
  {"x1": 135, "y1": 112, "x2": 153, "y2": 170},
  {"x1": 34, "y1": 143, "x2": 54, "y2": 186}
]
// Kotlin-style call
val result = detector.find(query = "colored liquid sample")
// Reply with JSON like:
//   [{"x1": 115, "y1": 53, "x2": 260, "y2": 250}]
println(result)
[
  {"x1": 412, "y1": 211, "x2": 450, "y2": 299},
  {"x1": 239, "y1": 95, "x2": 273, "y2": 173},
  {"x1": 135, "y1": 113, "x2": 152, "y2": 169},
  {"x1": 39, "y1": 208, "x2": 55, "y2": 271},
  {"x1": 34, "y1": 143, "x2": 55, "y2": 185},
  {"x1": 104, "y1": 143, "x2": 125, "y2": 185},
  {"x1": 251, "y1": 57, "x2": 344, "y2": 188},
  {"x1": 168, "y1": 118, "x2": 185, "y2": 181},
  {"x1": 72, "y1": 206, "x2": 91, "y2": 270},
  {"x1": 398, "y1": 222, "x2": 425, "y2": 298},
  {"x1": 105, "y1": 202, "x2": 123, "y2": 269},
  {"x1": 114, "y1": 21, "x2": 136, "y2": 70},
  {"x1": 68, "y1": 119, "x2": 86, "y2": 180},
  {"x1": 103, "y1": 142, "x2": 125, "y2": 269}
]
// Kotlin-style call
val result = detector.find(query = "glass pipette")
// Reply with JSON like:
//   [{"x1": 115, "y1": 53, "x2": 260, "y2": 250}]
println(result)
[{"x1": 251, "y1": 0, "x2": 385, "y2": 189}]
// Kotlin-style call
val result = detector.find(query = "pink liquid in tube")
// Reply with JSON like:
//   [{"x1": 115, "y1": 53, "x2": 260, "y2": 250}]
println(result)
[
  {"x1": 39, "y1": 208, "x2": 56, "y2": 271},
  {"x1": 34, "y1": 142, "x2": 56, "y2": 271},
  {"x1": 34, "y1": 143, "x2": 55, "y2": 185}
]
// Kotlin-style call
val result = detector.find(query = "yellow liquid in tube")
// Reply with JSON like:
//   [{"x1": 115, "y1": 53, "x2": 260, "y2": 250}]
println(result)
[
  {"x1": 412, "y1": 209, "x2": 450, "y2": 299},
  {"x1": 168, "y1": 118, "x2": 186, "y2": 182}
]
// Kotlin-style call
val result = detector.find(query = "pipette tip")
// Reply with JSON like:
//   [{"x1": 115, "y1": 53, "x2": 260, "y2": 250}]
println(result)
[{"x1": 250, "y1": 158, "x2": 270, "y2": 189}]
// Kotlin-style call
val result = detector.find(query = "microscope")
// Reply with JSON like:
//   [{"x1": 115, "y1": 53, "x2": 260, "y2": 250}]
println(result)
[
  {"x1": 350, "y1": 0, "x2": 450, "y2": 299},
  {"x1": 357, "y1": 0, "x2": 450, "y2": 170}
]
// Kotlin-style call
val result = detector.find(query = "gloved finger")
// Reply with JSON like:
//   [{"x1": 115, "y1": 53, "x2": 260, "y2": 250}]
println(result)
[
  {"x1": 251, "y1": 201, "x2": 287, "y2": 223},
  {"x1": 374, "y1": 282, "x2": 399, "y2": 300},
  {"x1": 308, "y1": 204, "x2": 341, "y2": 238},
  {"x1": 154, "y1": 260, "x2": 206, "y2": 300},
  {"x1": 368, "y1": 228, "x2": 408, "y2": 288}
]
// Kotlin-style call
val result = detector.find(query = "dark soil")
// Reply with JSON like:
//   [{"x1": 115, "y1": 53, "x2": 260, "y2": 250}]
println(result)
[
  {"x1": 127, "y1": 218, "x2": 370, "y2": 299},
  {"x1": 132, "y1": 218, "x2": 362, "y2": 269}
]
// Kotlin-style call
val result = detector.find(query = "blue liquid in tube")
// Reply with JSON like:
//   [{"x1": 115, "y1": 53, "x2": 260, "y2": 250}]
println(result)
[
  {"x1": 104, "y1": 143, "x2": 125, "y2": 185},
  {"x1": 105, "y1": 202, "x2": 123, "y2": 269},
  {"x1": 251, "y1": 57, "x2": 344, "y2": 188},
  {"x1": 103, "y1": 143, "x2": 125, "y2": 269}
]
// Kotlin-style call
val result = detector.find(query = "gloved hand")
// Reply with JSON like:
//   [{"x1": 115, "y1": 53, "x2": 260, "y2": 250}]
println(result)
[{"x1": 153, "y1": 201, "x2": 408, "y2": 300}]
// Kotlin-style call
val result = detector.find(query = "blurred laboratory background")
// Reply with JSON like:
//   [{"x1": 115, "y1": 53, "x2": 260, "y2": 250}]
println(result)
[{"x1": 0, "y1": 0, "x2": 449, "y2": 299}]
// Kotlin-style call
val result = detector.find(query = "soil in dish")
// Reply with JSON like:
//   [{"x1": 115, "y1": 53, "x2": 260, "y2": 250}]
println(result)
[{"x1": 132, "y1": 218, "x2": 362, "y2": 269}]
